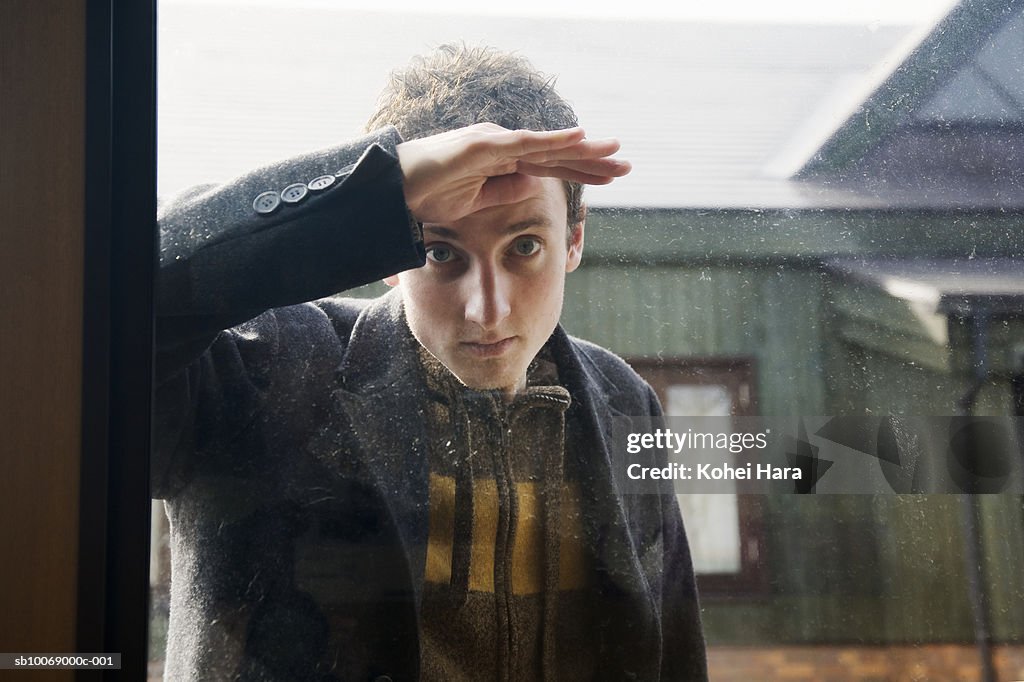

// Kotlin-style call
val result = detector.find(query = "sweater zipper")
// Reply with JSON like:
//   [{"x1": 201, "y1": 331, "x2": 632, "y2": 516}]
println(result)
[{"x1": 493, "y1": 403, "x2": 517, "y2": 682}]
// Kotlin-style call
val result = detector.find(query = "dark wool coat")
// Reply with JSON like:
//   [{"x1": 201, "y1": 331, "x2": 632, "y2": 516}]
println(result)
[{"x1": 154, "y1": 128, "x2": 707, "y2": 681}]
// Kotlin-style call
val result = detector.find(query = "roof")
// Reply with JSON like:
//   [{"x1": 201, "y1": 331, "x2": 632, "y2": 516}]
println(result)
[
  {"x1": 157, "y1": 5, "x2": 916, "y2": 209},
  {"x1": 798, "y1": 0, "x2": 1024, "y2": 209},
  {"x1": 828, "y1": 258, "x2": 1024, "y2": 315}
]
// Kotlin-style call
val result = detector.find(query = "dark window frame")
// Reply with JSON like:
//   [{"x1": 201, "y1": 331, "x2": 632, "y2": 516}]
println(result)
[
  {"x1": 80, "y1": 0, "x2": 156, "y2": 677},
  {"x1": 626, "y1": 356, "x2": 769, "y2": 597}
]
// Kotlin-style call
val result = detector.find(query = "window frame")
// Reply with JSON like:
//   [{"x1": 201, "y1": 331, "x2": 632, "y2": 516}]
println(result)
[
  {"x1": 626, "y1": 356, "x2": 769, "y2": 596},
  {"x1": 81, "y1": 0, "x2": 157, "y2": 675}
]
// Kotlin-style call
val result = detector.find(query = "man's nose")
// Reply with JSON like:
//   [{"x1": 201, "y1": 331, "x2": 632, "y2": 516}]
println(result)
[{"x1": 463, "y1": 262, "x2": 512, "y2": 330}]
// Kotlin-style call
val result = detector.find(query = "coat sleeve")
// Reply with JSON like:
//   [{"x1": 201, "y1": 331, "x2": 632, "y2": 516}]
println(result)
[
  {"x1": 647, "y1": 386, "x2": 709, "y2": 681},
  {"x1": 156, "y1": 126, "x2": 424, "y2": 380},
  {"x1": 152, "y1": 127, "x2": 426, "y2": 498}
]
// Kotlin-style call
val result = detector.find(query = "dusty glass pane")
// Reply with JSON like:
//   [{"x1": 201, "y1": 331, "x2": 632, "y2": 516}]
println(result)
[{"x1": 153, "y1": 1, "x2": 1024, "y2": 679}]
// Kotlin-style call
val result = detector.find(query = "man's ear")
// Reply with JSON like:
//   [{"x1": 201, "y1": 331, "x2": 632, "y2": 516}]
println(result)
[
  {"x1": 566, "y1": 204, "x2": 586, "y2": 273},
  {"x1": 384, "y1": 274, "x2": 400, "y2": 287}
]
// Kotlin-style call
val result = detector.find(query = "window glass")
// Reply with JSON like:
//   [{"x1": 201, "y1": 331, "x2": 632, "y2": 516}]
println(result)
[{"x1": 154, "y1": 1, "x2": 1024, "y2": 679}]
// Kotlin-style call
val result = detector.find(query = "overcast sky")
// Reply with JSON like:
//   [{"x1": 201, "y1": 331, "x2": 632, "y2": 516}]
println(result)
[
  {"x1": 156, "y1": 0, "x2": 963, "y2": 201},
  {"x1": 160, "y1": 0, "x2": 959, "y2": 26}
]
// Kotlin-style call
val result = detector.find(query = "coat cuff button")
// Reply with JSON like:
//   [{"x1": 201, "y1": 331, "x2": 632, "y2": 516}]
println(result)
[
  {"x1": 281, "y1": 182, "x2": 309, "y2": 204},
  {"x1": 253, "y1": 190, "x2": 281, "y2": 215},
  {"x1": 308, "y1": 174, "x2": 336, "y2": 192}
]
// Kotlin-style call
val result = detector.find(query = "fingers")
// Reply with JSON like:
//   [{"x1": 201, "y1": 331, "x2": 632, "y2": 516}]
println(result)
[
  {"x1": 531, "y1": 156, "x2": 632, "y2": 176},
  {"x1": 487, "y1": 128, "x2": 630, "y2": 185},
  {"x1": 517, "y1": 137, "x2": 622, "y2": 164},
  {"x1": 517, "y1": 166, "x2": 614, "y2": 185},
  {"x1": 492, "y1": 126, "x2": 587, "y2": 157},
  {"x1": 467, "y1": 125, "x2": 627, "y2": 174},
  {"x1": 517, "y1": 157, "x2": 632, "y2": 185}
]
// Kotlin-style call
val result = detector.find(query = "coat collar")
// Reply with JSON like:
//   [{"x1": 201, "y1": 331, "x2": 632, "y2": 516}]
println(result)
[
  {"x1": 327, "y1": 290, "x2": 433, "y2": 605},
  {"x1": 336, "y1": 288, "x2": 423, "y2": 396}
]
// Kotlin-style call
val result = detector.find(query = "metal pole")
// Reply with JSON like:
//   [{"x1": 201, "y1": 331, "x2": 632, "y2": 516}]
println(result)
[{"x1": 955, "y1": 309, "x2": 997, "y2": 682}]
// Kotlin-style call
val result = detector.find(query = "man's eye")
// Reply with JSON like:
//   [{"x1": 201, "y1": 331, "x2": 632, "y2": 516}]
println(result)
[
  {"x1": 513, "y1": 238, "x2": 541, "y2": 256},
  {"x1": 426, "y1": 245, "x2": 454, "y2": 263}
]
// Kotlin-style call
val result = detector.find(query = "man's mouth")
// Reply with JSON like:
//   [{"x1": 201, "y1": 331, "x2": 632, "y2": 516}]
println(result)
[{"x1": 460, "y1": 337, "x2": 516, "y2": 358}]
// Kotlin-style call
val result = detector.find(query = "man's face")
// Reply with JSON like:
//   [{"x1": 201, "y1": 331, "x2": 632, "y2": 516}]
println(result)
[{"x1": 386, "y1": 178, "x2": 584, "y2": 396}]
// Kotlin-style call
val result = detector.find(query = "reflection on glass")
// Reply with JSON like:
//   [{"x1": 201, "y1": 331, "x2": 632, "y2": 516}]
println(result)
[
  {"x1": 668, "y1": 384, "x2": 742, "y2": 575},
  {"x1": 153, "y1": 0, "x2": 1024, "y2": 680}
]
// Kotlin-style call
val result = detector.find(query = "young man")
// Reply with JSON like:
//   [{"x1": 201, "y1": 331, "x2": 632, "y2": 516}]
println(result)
[{"x1": 155, "y1": 45, "x2": 706, "y2": 681}]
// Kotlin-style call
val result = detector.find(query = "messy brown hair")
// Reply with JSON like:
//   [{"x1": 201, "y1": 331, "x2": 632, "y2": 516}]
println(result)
[{"x1": 366, "y1": 43, "x2": 584, "y2": 231}]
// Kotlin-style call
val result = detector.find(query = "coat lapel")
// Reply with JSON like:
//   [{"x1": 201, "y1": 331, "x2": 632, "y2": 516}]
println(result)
[
  {"x1": 330, "y1": 289, "x2": 432, "y2": 603},
  {"x1": 549, "y1": 328, "x2": 662, "y2": 670}
]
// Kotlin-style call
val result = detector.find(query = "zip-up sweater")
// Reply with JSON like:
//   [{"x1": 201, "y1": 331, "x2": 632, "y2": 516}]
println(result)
[{"x1": 418, "y1": 347, "x2": 597, "y2": 681}]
